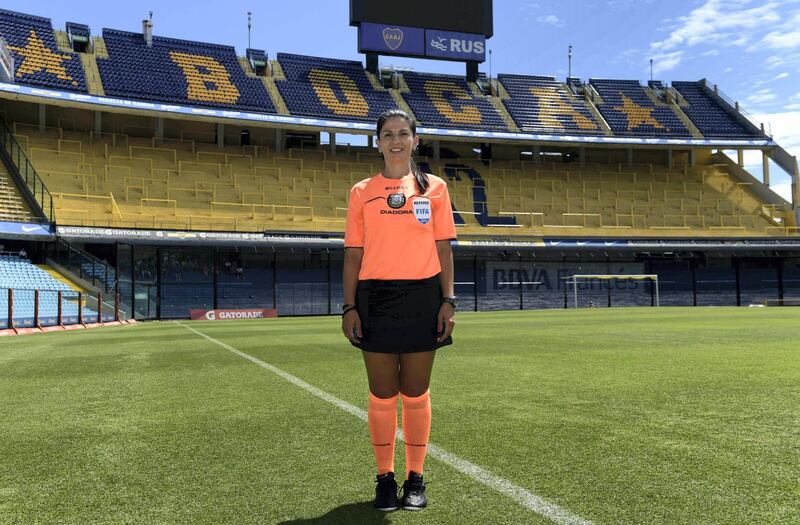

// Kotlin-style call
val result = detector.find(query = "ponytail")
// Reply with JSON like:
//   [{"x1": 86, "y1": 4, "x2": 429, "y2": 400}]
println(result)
[{"x1": 410, "y1": 157, "x2": 429, "y2": 194}]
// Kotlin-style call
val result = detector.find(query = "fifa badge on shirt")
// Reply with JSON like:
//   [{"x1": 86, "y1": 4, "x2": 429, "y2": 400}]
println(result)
[
  {"x1": 387, "y1": 193, "x2": 406, "y2": 209},
  {"x1": 412, "y1": 198, "x2": 431, "y2": 224}
]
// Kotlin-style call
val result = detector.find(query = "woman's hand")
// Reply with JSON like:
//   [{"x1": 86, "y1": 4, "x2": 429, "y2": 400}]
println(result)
[
  {"x1": 342, "y1": 309, "x2": 362, "y2": 343},
  {"x1": 436, "y1": 302, "x2": 455, "y2": 343}
]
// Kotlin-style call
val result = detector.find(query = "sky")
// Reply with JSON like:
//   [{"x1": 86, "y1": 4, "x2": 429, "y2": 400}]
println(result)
[{"x1": 8, "y1": 0, "x2": 800, "y2": 200}]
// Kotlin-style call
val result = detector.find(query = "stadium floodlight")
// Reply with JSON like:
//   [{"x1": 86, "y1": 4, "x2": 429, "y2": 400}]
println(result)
[{"x1": 561, "y1": 274, "x2": 660, "y2": 308}]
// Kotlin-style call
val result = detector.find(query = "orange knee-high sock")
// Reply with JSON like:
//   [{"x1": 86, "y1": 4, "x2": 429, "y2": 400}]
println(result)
[
  {"x1": 368, "y1": 392, "x2": 398, "y2": 475},
  {"x1": 401, "y1": 390, "x2": 431, "y2": 478}
]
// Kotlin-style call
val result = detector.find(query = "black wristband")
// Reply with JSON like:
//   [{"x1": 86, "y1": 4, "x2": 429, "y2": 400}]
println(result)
[
  {"x1": 342, "y1": 306, "x2": 357, "y2": 317},
  {"x1": 341, "y1": 303, "x2": 355, "y2": 311}
]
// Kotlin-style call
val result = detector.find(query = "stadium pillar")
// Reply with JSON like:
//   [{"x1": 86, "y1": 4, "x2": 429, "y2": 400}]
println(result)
[
  {"x1": 216, "y1": 124, "x2": 224, "y2": 149},
  {"x1": 667, "y1": 148, "x2": 673, "y2": 169},
  {"x1": 366, "y1": 53, "x2": 379, "y2": 76},
  {"x1": 329, "y1": 132, "x2": 336, "y2": 157},
  {"x1": 627, "y1": 149, "x2": 633, "y2": 168},
  {"x1": 579, "y1": 147, "x2": 586, "y2": 166},
  {"x1": 156, "y1": 117, "x2": 164, "y2": 142},
  {"x1": 532, "y1": 145, "x2": 540, "y2": 164},
  {"x1": 275, "y1": 129, "x2": 283, "y2": 153},
  {"x1": 433, "y1": 141, "x2": 440, "y2": 161},
  {"x1": 38, "y1": 104, "x2": 46, "y2": 134},
  {"x1": 737, "y1": 149, "x2": 744, "y2": 167},
  {"x1": 792, "y1": 156, "x2": 800, "y2": 211},
  {"x1": 689, "y1": 149, "x2": 696, "y2": 167},
  {"x1": 368, "y1": 135, "x2": 373, "y2": 148},
  {"x1": 94, "y1": 111, "x2": 102, "y2": 135},
  {"x1": 762, "y1": 150, "x2": 770, "y2": 186}
]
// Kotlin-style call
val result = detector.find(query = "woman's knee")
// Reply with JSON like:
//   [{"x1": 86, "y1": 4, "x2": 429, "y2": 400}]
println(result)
[
  {"x1": 369, "y1": 385, "x2": 400, "y2": 399},
  {"x1": 399, "y1": 381, "x2": 430, "y2": 398}
]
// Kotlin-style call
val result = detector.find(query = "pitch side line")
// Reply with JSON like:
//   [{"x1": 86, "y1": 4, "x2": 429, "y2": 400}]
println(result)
[{"x1": 176, "y1": 321, "x2": 594, "y2": 525}]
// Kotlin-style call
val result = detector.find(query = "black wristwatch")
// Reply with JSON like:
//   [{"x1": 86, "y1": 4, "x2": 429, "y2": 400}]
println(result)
[{"x1": 441, "y1": 296, "x2": 458, "y2": 310}]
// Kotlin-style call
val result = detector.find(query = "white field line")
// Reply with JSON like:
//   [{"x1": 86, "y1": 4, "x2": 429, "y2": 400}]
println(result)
[{"x1": 176, "y1": 321, "x2": 594, "y2": 525}]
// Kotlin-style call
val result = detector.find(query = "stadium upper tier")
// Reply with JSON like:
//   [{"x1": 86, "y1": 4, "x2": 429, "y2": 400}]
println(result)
[
  {"x1": 498, "y1": 74, "x2": 604, "y2": 134},
  {"x1": 0, "y1": 9, "x2": 87, "y2": 93},
  {"x1": 275, "y1": 53, "x2": 395, "y2": 122},
  {"x1": 0, "y1": 9, "x2": 765, "y2": 139},
  {"x1": 400, "y1": 71, "x2": 508, "y2": 130},
  {"x1": 97, "y1": 29, "x2": 276, "y2": 113},
  {"x1": 589, "y1": 79, "x2": 691, "y2": 137},
  {"x1": 12, "y1": 124, "x2": 788, "y2": 237}
]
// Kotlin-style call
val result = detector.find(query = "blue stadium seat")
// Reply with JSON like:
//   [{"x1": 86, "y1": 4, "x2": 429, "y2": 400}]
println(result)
[
  {"x1": 97, "y1": 29, "x2": 276, "y2": 113},
  {"x1": 499, "y1": 74, "x2": 602, "y2": 134},
  {"x1": 0, "y1": 254, "x2": 98, "y2": 327},
  {"x1": 275, "y1": 53, "x2": 396, "y2": 121},
  {"x1": 0, "y1": 9, "x2": 88, "y2": 92},
  {"x1": 672, "y1": 81, "x2": 755, "y2": 137},
  {"x1": 401, "y1": 71, "x2": 508, "y2": 130},
  {"x1": 589, "y1": 79, "x2": 690, "y2": 136}
]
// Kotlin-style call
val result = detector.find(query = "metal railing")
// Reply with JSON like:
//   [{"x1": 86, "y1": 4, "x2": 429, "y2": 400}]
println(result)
[
  {"x1": 701, "y1": 79, "x2": 767, "y2": 136},
  {"x1": 50, "y1": 237, "x2": 118, "y2": 294},
  {"x1": 0, "y1": 117, "x2": 55, "y2": 222}
]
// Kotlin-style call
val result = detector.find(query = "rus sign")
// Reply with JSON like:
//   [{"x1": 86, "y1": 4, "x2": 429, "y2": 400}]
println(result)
[{"x1": 425, "y1": 29, "x2": 486, "y2": 62}]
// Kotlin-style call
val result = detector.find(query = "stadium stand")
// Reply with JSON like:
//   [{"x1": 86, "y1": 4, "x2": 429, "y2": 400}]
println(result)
[
  {"x1": 11, "y1": 124, "x2": 784, "y2": 236},
  {"x1": 0, "y1": 9, "x2": 88, "y2": 92},
  {"x1": 0, "y1": 252, "x2": 100, "y2": 328},
  {"x1": 589, "y1": 79, "x2": 691, "y2": 136},
  {"x1": 401, "y1": 71, "x2": 508, "y2": 130},
  {"x1": 499, "y1": 74, "x2": 603, "y2": 134},
  {"x1": 97, "y1": 29, "x2": 276, "y2": 112},
  {"x1": 275, "y1": 53, "x2": 396, "y2": 121},
  {"x1": 0, "y1": 163, "x2": 36, "y2": 222},
  {"x1": 671, "y1": 81, "x2": 753, "y2": 137}
]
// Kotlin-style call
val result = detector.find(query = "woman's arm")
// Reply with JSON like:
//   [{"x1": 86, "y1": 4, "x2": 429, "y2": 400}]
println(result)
[
  {"x1": 436, "y1": 239, "x2": 455, "y2": 342},
  {"x1": 342, "y1": 247, "x2": 364, "y2": 342}
]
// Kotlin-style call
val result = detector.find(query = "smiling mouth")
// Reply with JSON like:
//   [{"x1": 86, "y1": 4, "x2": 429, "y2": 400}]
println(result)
[{"x1": 389, "y1": 147, "x2": 404, "y2": 153}]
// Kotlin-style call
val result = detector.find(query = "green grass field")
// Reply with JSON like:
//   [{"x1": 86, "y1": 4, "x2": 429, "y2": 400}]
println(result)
[{"x1": 1, "y1": 307, "x2": 799, "y2": 524}]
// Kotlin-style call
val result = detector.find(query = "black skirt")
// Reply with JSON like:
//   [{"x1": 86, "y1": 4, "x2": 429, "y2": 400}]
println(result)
[{"x1": 351, "y1": 274, "x2": 453, "y2": 354}]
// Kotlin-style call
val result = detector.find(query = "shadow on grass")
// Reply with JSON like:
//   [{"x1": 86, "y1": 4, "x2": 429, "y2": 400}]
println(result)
[{"x1": 277, "y1": 500, "x2": 392, "y2": 524}]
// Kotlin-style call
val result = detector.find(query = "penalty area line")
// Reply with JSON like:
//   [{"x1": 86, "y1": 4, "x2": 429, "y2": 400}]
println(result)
[{"x1": 175, "y1": 320, "x2": 594, "y2": 525}]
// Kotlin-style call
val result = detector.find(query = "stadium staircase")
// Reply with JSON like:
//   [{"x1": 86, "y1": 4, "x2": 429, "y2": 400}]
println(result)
[
  {"x1": 10, "y1": 123, "x2": 794, "y2": 237},
  {"x1": 0, "y1": 164, "x2": 36, "y2": 222}
]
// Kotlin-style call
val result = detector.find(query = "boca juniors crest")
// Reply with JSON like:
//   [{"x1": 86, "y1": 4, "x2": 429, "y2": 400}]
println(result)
[
  {"x1": 382, "y1": 27, "x2": 404, "y2": 51},
  {"x1": 412, "y1": 198, "x2": 431, "y2": 224}
]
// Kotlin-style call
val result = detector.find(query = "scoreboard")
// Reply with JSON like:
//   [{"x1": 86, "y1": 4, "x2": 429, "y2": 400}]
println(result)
[
  {"x1": 350, "y1": 0, "x2": 492, "y2": 63},
  {"x1": 350, "y1": 0, "x2": 493, "y2": 37}
]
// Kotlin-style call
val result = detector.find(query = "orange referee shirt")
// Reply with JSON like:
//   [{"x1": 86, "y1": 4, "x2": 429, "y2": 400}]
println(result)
[{"x1": 344, "y1": 173, "x2": 457, "y2": 280}]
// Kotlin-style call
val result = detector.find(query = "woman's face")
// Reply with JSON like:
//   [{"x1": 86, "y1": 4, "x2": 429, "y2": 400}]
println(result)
[{"x1": 376, "y1": 117, "x2": 419, "y2": 163}]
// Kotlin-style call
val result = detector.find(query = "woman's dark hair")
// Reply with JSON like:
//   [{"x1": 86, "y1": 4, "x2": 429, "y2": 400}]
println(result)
[{"x1": 376, "y1": 109, "x2": 429, "y2": 194}]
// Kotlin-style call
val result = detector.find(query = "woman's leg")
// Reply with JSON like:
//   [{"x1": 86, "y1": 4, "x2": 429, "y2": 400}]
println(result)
[
  {"x1": 363, "y1": 351, "x2": 401, "y2": 475},
  {"x1": 399, "y1": 351, "x2": 436, "y2": 478}
]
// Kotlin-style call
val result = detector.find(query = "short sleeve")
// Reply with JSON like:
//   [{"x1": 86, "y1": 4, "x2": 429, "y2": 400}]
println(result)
[
  {"x1": 433, "y1": 180, "x2": 457, "y2": 241},
  {"x1": 344, "y1": 185, "x2": 364, "y2": 248}
]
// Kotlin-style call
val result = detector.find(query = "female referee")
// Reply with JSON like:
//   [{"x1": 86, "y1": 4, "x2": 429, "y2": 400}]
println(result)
[{"x1": 341, "y1": 109, "x2": 457, "y2": 512}]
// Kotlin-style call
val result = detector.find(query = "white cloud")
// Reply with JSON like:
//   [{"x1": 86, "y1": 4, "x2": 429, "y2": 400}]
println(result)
[
  {"x1": 536, "y1": 15, "x2": 564, "y2": 27},
  {"x1": 773, "y1": 72, "x2": 790, "y2": 80},
  {"x1": 651, "y1": 0, "x2": 782, "y2": 54},
  {"x1": 747, "y1": 89, "x2": 777, "y2": 104},
  {"x1": 752, "y1": 109, "x2": 800, "y2": 162},
  {"x1": 701, "y1": 49, "x2": 720, "y2": 56},
  {"x1": 786, "y1": 103, "x2": 800, "y2": 110},
  {"x1": 651, "y1": 51, "x2": 684, "y2": 74},
  {"x1": 771, "y1": 183, "x2": 792, "y2": 202},
  {"x1": 760, "y1": 30, "x2": 800, "y2": 49}
]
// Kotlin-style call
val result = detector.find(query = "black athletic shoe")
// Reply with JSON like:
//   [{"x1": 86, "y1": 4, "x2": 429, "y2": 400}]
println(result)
[
  {"x1": 374, "y1": 472, "x2": 399, "y2": 512},
  {"x1": 401, "y1": 471, "x2": 427, "y2": 511}
]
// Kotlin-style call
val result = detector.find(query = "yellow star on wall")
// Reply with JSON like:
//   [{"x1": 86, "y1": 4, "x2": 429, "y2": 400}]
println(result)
[
  {"x1": 8, "y1": 30, "x2": 77, "y2": 86},
  {"x1": 612, "y1": 93, "x2": 664, "y2": 131}
]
